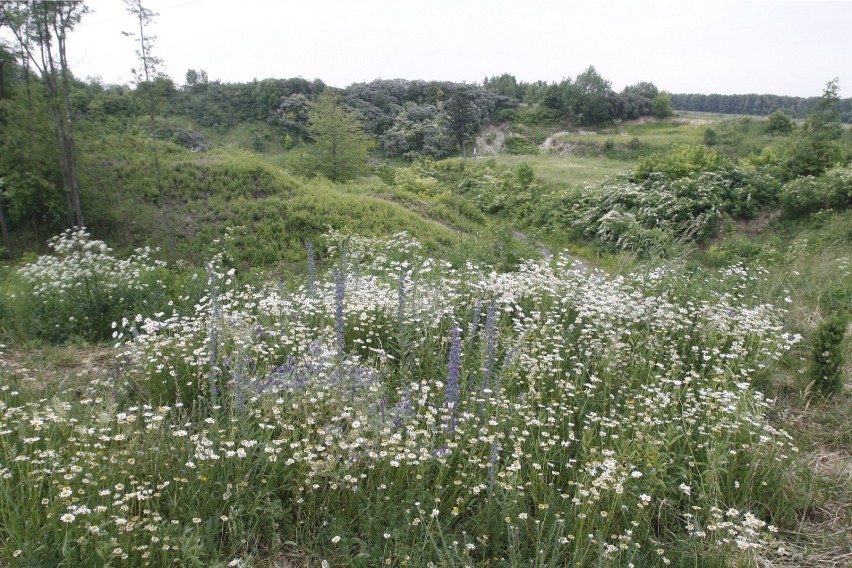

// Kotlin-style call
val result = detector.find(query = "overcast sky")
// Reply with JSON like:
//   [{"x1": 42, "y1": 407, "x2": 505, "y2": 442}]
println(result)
[{"x1": 52, "y1": 0, "x2": 852, "y2": 97}]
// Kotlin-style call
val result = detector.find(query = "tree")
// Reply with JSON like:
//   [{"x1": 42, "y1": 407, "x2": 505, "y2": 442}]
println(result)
[
  {"x1": 0, "y1": 43, "x2": 11, "y2": 256},
  {"x1": 184, "y1": 68, "x2": 208, "y2": 89},
  {"x1": 570, "y1": 66, "x2": 611, "y2": 125},
  {"x1": 0, "y1": 35, "x2": 66, "y2": 245},
  {"x1": 0, "y1": 1, "x2": 89, "y2": 227},
  {"x1": 445, "y1": 84, "x2": 497, "y2": 157},
  {"x1": 305, "y1": 92, "x2": 373, "y2": 182},
  {"x1": 0, "y1": 177, "x2": 10, "y2": 258},
  {"x1": 483, "y1": 73, "x2": 519, "y2": 99},
  {"x1": 379, "y1": 101, "x2": 453, "y2": 160},
  {"x1": 766, "y1": 109, "x2": 793, "y2": 135},
  {"x1": 789, "y1": 78, "x2": 843, "y2": 176},
  {"x1": 652, "y1": 91, "x2": 673, "y2": 118},
  {"x1": 278, "y1": 92, "x2": 311, "y2": 141},
  {"x1": 622, "y1": 81, "x2": 659, "y2": 100},
  {"x1": 0, "y1": 86, "x2": 65, "y2": 239},
  {"x1": 122, "y1": 0, "x2": 162, "y2": 138}
]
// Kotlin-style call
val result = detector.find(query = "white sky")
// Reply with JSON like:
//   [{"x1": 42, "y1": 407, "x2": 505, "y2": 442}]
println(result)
[{"x1": 48, "y1": 0, "x2": 852, "y2": 97}]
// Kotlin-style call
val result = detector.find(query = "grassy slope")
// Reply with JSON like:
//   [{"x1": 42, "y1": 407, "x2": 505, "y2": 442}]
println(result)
[{"x1": 73, "y1": 134, "x2": 529, "y2": 270}]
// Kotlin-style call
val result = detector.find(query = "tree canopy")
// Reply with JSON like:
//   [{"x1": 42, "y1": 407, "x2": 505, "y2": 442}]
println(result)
[{"x1": 304, "y1": 92, "x2": 373, "y2": 182}]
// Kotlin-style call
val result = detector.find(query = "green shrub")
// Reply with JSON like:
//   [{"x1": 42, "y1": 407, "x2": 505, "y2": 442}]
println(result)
[
  {"x1": 780, "y1": 164, "x2": 852, "y2": 218},
  {"x1": 515, "y1": 162, "x2": 535, "y2": 188},
  {"x1": 511, "y1": 106, "x2": 563, "y2": 127},
  {"x1": 504, "y1": 135, "x2": 540, "y2": 155},
  {"x1": 155, "y1": 122, "x2": 210, "y2": 151},
  {"x1": 634, "y1": 144, "x2": 728, "y2": 181},
  {"x1": 810, "y1": 311, "x2": 849, "y2": 396}
]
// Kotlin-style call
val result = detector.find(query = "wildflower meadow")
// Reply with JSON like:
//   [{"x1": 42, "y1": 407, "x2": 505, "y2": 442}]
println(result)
[{"x1": 0, "y1": 230, "x2": 806, "y2": 567}]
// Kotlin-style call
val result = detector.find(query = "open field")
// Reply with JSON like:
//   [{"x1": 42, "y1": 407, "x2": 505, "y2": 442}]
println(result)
[{"x1": 486, "y1": 154, "x2": 636, "y2": 186}]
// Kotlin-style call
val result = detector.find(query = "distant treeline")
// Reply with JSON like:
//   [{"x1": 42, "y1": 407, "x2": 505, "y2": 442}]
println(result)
[{"x1": 671, "y1": 93, "x2": 852, "y2": 123}]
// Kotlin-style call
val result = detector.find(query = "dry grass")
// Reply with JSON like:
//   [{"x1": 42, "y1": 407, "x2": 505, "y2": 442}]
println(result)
[
  {"x1": 2, "y1": 344, "x2": 115, "y2": 396},
  {"x1": 765, "y1": 388, "x2": 852, "y2": 567}
]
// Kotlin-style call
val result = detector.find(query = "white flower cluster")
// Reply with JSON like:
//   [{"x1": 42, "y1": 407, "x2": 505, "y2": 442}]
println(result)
[{"x1": 17, "y1": 228, "x2": 166, "y2": 303}]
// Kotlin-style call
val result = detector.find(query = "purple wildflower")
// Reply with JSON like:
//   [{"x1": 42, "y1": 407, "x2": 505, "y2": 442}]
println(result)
[
  {"x1": 446, "y1": 324, "x2": 462, "y2": 408},
  {"x1": 335, "y1": 266, "x2": 346, "y2": 358},
  {"x1": 481, "y1": 299, "x2": 498, "y2": 392}
]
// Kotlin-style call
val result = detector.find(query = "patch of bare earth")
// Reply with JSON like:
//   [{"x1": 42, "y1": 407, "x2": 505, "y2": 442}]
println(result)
[
  {"x1": 539, "y1": 132, "x2": 579, "y2": 156},
  {"x1": 2, "y1": 345, "x2": 116, "y2": 395},
  {"x1": 475, "y1": 123, "x2": 507, "y2": 155}
]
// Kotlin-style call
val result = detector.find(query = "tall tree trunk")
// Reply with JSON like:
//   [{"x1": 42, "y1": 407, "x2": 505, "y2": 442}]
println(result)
[
  {"x1": 3, "y1": 1, "x2": 87, "y2": 229},
  {"x1": 0, "y1": 49, "x2": 11, "y2": 255},
  {"x1": 0, "y1": 48, "x2": 7, "y2": 100},
  {"x1": 125, "y1": 0, "x2": 162, "y2": 193},
  {"x1": 57, "y1": 35, "x2": 83, "y2": 226},
  {"x1": 54, "y1": 6, "x2": 83, "y2": 227}
]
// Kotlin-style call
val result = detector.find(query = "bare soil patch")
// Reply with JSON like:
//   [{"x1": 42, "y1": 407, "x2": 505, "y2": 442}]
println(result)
[
  {"x1": 475, "y1": 124, "x2": 507, "y2": 155},
  {"x1": 2, "y1": 344, "x2": 116, "y2": 394}
]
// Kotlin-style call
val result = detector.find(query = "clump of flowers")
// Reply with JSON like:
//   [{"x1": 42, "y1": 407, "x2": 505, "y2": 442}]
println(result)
[
  {"x1": 1, "y1": 231, "x2": 802, "y2": 566},
  {"x1": 15, "y1": 228, "x2": 167, "y2": 341}
]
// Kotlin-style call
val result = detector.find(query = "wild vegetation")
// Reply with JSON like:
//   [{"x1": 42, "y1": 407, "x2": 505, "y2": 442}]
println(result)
[{"x1": 0, "y1": 2, "x2": 851, "y2": 566}]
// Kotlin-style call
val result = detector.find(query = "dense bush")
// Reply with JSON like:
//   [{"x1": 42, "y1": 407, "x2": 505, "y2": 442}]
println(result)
[
  {"x1": 540, "y1": 166, "x2": 778, "y2": 254},
  {"x1": 503, "y1": 135, "x2": 540, "y2": 155},
  {"x1": 779, "y1": 164, "x2": 852, "y2": 218},
  {"x1": 155, "y1": 123, "x2": 210, "y2": 152},
  {"x1": 634, "y1": 144, "x2": 729, "y2": 181},
  {"x1": 810, "y1": 311, "x2": 849, "y2": 396}
]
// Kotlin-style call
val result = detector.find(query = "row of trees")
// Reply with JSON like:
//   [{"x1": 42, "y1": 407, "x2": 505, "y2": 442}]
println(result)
[
  {"x1": 0, "y1": 0, "x2": 88, "y2": 238},
  {"x1": 483, "y1": 70, "x2": 852, "y2": 125},
  {"x1": 671, "y1": 92, "x2": 852, "y2": 123},
  {"x1": 62, "y1": 73, "x2": 511, "y2": 162},
  {"x1": 0, "y1": 0, "x2": 847, "y2": 255},
  {"x1": 345, "y1": 79, "x2": 513, "y2": 160}
]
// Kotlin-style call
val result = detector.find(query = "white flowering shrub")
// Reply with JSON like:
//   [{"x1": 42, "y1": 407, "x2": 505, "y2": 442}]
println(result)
[
  {"x1": 779, "y1": 164, "x2": 852, "y2": 218},
  {"x1": 0, "y1": 233, "x2": 804, "y2": 566},
  {"x1": 15, "y1": 228, "x2": 168, "y2": 341}
]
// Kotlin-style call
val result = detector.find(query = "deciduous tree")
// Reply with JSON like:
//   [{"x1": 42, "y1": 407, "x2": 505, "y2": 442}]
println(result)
[
  {"x1": 789, "y1": 78, "x2": 843, "y2": 176},
  {"x1": 766, "y1": 109, "x2": 793, "y2": 135},
  {"x1": 652, "y1": 91, "x2": 673, "y2": 118},
  {"x1": 305, "y1": 92, "x2": 373, "y2": 182},
  {"x1": 571, "y1": 66, "x2": 611, "y2": 125},
  {"x1": 0, "y1": 0, "x2": 89, "y2": 227},
  {"x1": 122, "y1": 0, "x2": 162, "y2": 138}
]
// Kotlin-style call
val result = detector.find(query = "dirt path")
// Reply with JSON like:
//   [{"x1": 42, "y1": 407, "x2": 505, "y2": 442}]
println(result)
[
  {"x1": 510, "y1": 230, "x2": 593, "y2": 274},
  {"x1": 511, "y1": 229, "x2": 552, "y2": 262}
]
